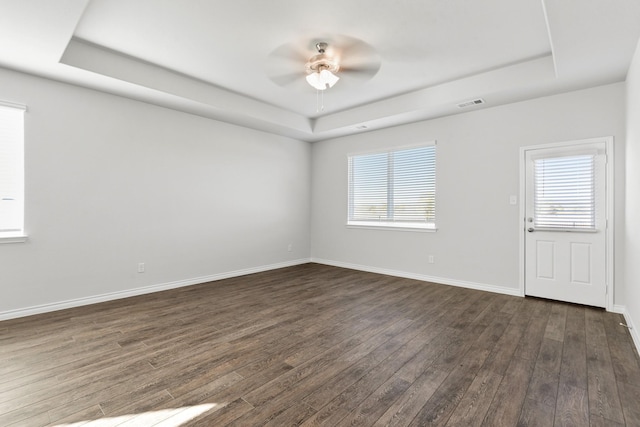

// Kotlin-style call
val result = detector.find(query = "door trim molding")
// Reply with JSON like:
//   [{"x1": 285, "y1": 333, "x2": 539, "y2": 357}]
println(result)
[{"x1": 519, "y1": 136, "x2": 614, "y2": 311}]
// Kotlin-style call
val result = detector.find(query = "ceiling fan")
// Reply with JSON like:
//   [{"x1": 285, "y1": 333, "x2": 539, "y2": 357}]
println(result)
[{"x1": 266, "y1": 35, "x2": 382, "y2": 92}]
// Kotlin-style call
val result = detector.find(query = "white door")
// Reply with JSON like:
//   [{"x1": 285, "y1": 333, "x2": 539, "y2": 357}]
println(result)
[{"x1": 524, "y1": 140, "x2": 608, "y2": 308}]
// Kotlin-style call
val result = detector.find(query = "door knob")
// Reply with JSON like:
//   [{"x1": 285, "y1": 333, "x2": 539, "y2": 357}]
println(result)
[{"x1": 527, "y1": 228, "x2": 535, "y2": 232}]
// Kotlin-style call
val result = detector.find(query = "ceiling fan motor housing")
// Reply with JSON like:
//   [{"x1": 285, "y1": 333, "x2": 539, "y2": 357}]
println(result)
[{"x1": 305, "y1": 42, "x2": 339, "y2": 75}]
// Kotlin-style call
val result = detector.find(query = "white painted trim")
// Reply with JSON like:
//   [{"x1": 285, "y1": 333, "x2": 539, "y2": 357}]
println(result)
[
  {"x1": 519, "y1": 136, "x2": 615, "y2": 311},
  {"x1": 606, "y1": 137, "x2": 615, "y2": 312},
  {"x1": 540, "y1": 0, "x2": 559, "y2": 78},
  {"x1": 0, "y1": 100, "x2": 27, "y2": 111},
  {"x1": 624, "y1": 310, "x2": 640, "y2": 357},
  {"x1": 611, "y1": 305, "x2": 640, "y2": 356},
  {"x1": 0, "y1": 258, "x2": 311, "y2": 321},
  {"x1": 346, "y1": 140, "x2": 437, "y2": 157},
  {"x1": 612, "y1": 304, "x2": 626, "y2": 314},
  {"x1": 0, "y1": 234, "x2": 28, "y2": 244},
  {"x1": 346, "y1": 224, "x2": 437, "y2": 233},
  {"x1": 311, "y1": 258, "x2": 522, "y2": 297},
  {"x1": 615, "y1": 306, "x2": 640, "y2": 357}
]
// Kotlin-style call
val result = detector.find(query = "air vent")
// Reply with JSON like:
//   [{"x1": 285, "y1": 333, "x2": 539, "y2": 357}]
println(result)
[{"x1": 457, "y1": 98, "x2": 485, "y2": 108}]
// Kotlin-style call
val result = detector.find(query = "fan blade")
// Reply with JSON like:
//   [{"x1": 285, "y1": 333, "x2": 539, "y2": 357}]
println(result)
[
  {"x1": 268, "y1": 71, "x2": 302, "y2": 87},
  {"x1": 269, "y1": 42, "x2": 308, "y2": 63},
  {"x1": 265, "y1": 41, "x2": 310, "y2": 87},
  {"x1": 341, "y1": 66, "x2": 379, "y2": 79},
  {"x1": 266, "y1": 35, "x2": 382, "y2": 88},
  {"x1": 326, "y1": 34, "x2": 381, "y2": 81},
  {"x1": 339, "y1": 56, "x2": 381, "y2": 82},
  {"x1": 336, "y1": 36, "x2": 378, "y2": 62}
]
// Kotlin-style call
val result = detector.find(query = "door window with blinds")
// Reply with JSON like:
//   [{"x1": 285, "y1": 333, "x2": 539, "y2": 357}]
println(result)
[
  {"x1": 348, "y1": 144, "x2": 436, "y2": 230},
  {"x1": 0, "y1": 102, "x2": 26, "y2": 241},
  {"x1": 533, "y1": 153, "x2": 596, "y2": 230}
]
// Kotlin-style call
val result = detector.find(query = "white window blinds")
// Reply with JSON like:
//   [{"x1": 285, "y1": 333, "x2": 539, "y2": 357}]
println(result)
[
  {"x1": 533, "y1": 154, "x2": 595, "y2": 230},
  {"x1": 0, "y1": 102, "x2": 25, "y2": 235},
  {"x1": 348, "y1": 144, "x2": 436, "y2": 229}
]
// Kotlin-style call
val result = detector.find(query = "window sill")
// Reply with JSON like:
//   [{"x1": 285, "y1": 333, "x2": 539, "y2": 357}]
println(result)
[
  {"x1": 347, "y1": 222, "x2": 437, "y2": 233},
  {"x1": 0, "y1": 233, "x2": 28, "y2": 244}
]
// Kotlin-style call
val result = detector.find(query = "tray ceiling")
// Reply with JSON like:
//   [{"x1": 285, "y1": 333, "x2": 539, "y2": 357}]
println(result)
[{"x1": 0, "y1": 0, "x2": 639, "y2": 141}]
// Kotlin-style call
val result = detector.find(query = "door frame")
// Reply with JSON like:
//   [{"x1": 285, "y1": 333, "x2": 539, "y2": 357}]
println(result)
[{"x1": 518, "y1": 136, "x2": 615, "y2": 311}]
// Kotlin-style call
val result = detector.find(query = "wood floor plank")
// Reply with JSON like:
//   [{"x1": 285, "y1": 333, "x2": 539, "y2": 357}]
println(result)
[
  {"x1": 559, "y1": 304, "x2": 588, "y2": 390},
  {"x1": 589, "y1": 414, "x2": 626, "y2": 427},
  {"x1": 242, "y1": 317, "x2": 414, "y2": 408},
  {"x1": 300, "y1": 332, "x2": 437, "y2": 426},
  {"x1": 335, "y1": 375, "x2": 411, "y2": 427},
  {"x1": 544, "y1": 303, "x2": 568, "y2": 342},
  {"x1": 481, "y1": 355, "x2": 537, "y2": 425},
  {"x1": 524, "y1": 337, "x2": 563, "y2": 407},
  {"x1": 231, "y1": 319, "x2": 418, "y2": 425},
  {"x1": 443, "y1": 369, "x2": 503, "y2": 427},
  {"x1": 480, "y1": 298, "x2": 535, "y2": 376},
  {"x1": 602, "y1": 312, "x2": 640, "y2": 386},
  {"x1": 512, "y1": 298, "x2": 552, "y2": 361},
  {"x1": 372, "y1": 367, "x2": 449, "y2": 427},
  {"x1": 553, "y1": 382, "x2": 589, "y2": 427},
  {"x1": 181, "y1": 398, "x2": 254, "y2": 427},
  {"x1": 262, "y1": 402, "x2": 317, "y2": 427},
  {"x1": 0, "y1": 264, "x2": 637, "y2": 426},
  {"x1": 616, "y1": 380, "x2": 640, "y2": 426},
  {"x1": 407, "y1": 311, "x2": 513, "y2": 426},
  {"x1": 302, "y1": 322, "x2": 447, "y2": 412},
  {"x1": 45, "y1": 404, "x2": 104, "y2": 427},
  {"x1": 585, "y1": 309, "x2": 625, "y2": 424},
  {"x1": 517, "y1": 397, "x2": 555, "y2": 426}
]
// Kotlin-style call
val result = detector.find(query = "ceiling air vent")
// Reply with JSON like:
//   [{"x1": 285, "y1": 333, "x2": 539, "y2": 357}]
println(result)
[{"x1": 457, "y1": 98, "x2": 485, "y2": 109}]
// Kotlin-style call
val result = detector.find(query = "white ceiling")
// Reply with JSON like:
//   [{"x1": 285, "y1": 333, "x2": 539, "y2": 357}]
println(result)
[{"x1": 0, "y1": 0, "x2": 639, "y2": 142}]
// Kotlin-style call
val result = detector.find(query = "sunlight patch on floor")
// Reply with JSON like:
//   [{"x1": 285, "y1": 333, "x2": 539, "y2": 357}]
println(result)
[{"x1": 53, "y1": 403, "x2": 219, "y2": 426}]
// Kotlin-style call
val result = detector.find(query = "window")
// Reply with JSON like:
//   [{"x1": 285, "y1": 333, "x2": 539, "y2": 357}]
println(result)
[
  {"x1": 348, "y1": 144, "x2": 436, "y2": 230},
  {"x1": 0, "y1": 101, "x2": 26, "y2": 242},
  {"x1": 533, "y1": 154, "x2": 595, "y2": 230}
]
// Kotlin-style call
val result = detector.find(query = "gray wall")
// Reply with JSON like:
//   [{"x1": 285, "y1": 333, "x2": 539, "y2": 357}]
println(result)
[
  {"x1": 624, "y1": 41, "x2": 640, "y2": 348},
  {"x1": 311, "y1": 83, "x2": 626, "y2": 301},
  {"x1": 0, "y1": 68, "x2": 311, "y2": 317}
]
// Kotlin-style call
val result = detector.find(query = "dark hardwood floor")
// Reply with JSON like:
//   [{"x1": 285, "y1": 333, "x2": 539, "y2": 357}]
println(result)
[{"x1": 1, "y1": 263, "x2": 639, "y2": 426}]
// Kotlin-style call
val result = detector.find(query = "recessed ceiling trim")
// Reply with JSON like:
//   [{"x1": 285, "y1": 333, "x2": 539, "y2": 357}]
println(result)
[
  {"x1": 540, "y1": 0, "x2": 560, "y2": 78},
  {"x1": 60, "y1": 37, "x2": 312, "y2": 135},
  {"x1": 313, "y1": 55, "x2": 556, "y2": 134}
]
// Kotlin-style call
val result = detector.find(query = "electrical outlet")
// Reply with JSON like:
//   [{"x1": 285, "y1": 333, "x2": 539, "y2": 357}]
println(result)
[
  {"x1": 138, "y1": 262, "x2": 145, "y2": 273},
  {"x1": 287, "y1": 243, "x2": 292, "y2": 252},
  {"x1": 428, "y1": 255, "x2": 434, "y2": 264}
]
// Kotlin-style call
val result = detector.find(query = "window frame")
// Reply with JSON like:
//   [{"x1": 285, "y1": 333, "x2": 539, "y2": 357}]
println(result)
[
  {"x1": 347, "y1": 142, "x2": 437, "y2": 232},
  {"x1": 0, "y1": 100, "x2": 27, "y2": 244}
]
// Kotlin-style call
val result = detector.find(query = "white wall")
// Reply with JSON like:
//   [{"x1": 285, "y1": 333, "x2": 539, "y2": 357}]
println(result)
[
  {"x1": 311, "y1": 83, "x2": 626, "y2": 300},
  {"x1": 0, "y1": 68, "x2": 311, "y2": 318},
  {"x1": 624, "y1": 41, "x2": 640, "y2": 349}
]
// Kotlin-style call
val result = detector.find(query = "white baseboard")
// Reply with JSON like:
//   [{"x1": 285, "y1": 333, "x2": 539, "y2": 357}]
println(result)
[
  {"x1": 612, "y1": 304, "x2": 626, "y2": 314},
  {"x1": 8, "y1": 257, "x2": 632, "y2": 355},
  {"x1": 618, "y1": 306, "x2": 640, "y2": 357},
  {"x1": 310, "y1": 258, "x2": 523, "y2": 297},
  {"x1": 0, "y1": 258, "x2": 311, "y2": 321}
]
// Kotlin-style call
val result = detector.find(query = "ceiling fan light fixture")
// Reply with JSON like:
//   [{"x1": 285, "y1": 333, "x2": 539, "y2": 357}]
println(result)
[
  {"x1": 320, "y1": 69, "x2": 339, "y2": 87},
  {"x1": 305, "y1": 42, "x2": 340, "y2": 90},
  {"x1": 306, "y1": 68, "x2": 339, "y2": 90}
]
